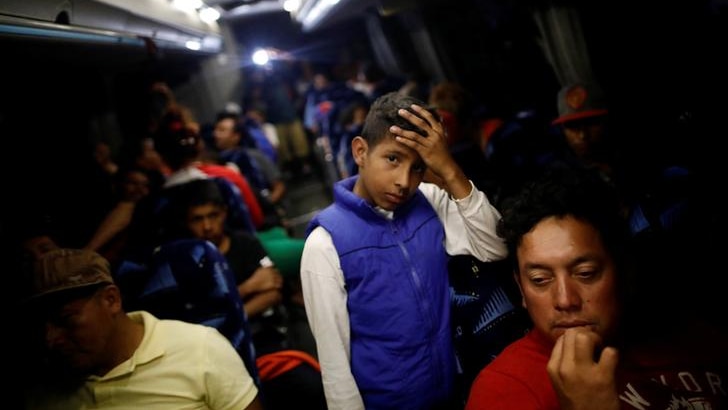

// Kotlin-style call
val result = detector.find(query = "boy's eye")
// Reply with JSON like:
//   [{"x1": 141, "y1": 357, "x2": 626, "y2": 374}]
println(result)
[
  {"x1": 387, "y1": 155, "x2": 398, "y2": 163},
  {"x1": 412, "y1": 163, "x2": 426, "y2": 173}
]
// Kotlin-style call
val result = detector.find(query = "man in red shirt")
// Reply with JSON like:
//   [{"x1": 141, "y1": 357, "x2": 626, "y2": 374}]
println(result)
[{"x1": 466, "y1": 168, "x2": 728, "y2": 410}]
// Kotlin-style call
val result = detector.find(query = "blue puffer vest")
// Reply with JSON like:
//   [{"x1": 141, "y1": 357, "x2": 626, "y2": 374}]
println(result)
[{"x1": 307, "y1": 176, "x2": 455, "y2": 409}]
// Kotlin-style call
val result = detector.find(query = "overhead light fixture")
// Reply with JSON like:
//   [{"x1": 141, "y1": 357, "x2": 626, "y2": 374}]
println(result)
[
  {"x1": 283, "y1": 0, "x2": 301, "y2": 13},
  {"x1": 185, "y1": 39, "x2": 202, "y2": 50},
  {"x1": 171, "y1": 0, "x2": 220, "y2": 23},
  {"x1": 252, "y1": 48, "x2": 270, "y2": 65},
  {"x1": 199, "y1": 7, "x2": 221, "y2": 23}
]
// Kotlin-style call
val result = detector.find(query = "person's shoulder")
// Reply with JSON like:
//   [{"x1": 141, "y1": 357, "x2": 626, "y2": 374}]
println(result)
[
  {"x1": 137, "y1": 310, "x2": 213, "y2": 337},
  {"x1": 303, "y1": 224, "x2": 341, "y2": 261},
  {"x1": 468, "y1": 332, "x2": 555, "y2": 409},
  {"x1": 197, "y1": 162, "x2": 233, "y2": 176},
  {"x1": 482, "y1": 331, "x2": 549, "y2": 378},
  {"x1": 230, "y1": 228, "x2": 260, "y2": 244},
  {"x1": 245, "y1": 147, "x2": 277, "y2": 170},
  {"x1": 127, "y1": 311, "x2": 223, "y2": 360},
  {"x1": 245, "y1": 147, "x2": 267, "y2": 160},
  {"x1": 158, "y1": 316, "x2": 210, "y2": 332},
  {"x1": 303, "y1": 224, "x2": 332, "y2": 245},
  {"x1": 150, "y1": 313, "x2": 238, "y2": 357}
]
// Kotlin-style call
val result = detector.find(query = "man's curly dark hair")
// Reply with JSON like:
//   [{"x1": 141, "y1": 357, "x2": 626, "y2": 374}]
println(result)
[{"x1": 497, "y1": 167, "x2": 630, "y2": 270}]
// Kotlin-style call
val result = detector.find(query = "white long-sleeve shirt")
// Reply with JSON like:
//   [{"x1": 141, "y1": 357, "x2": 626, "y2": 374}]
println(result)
[{"x1": 300, "y1": 181, "x2": 507, "y2": 410}]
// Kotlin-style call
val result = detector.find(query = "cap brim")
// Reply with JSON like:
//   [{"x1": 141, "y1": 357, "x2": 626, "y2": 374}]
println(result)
[
  {"x1": 552, "y1": 109, "x2": 608, "y2": 125},
  {"x1": 24, "y1": 281, "x2": 112, "y2": 309}
]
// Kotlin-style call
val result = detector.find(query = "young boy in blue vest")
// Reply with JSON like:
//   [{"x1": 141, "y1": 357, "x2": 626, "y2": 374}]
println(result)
[{"x1": 300, "y1": 92, "x2": 508, "y2": 409}]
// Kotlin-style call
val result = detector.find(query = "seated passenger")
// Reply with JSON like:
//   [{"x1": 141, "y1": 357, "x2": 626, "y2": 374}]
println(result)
[
  {"x1": 84, "y1": 165, "x2": 156, "y2": 266},
  {"x1": 151, "y1": 109, "x2": 303, "y2": 280},
  {"x1": 158, "y1": 181, "x2": 326, "y2": 409},
  {"x1": 154, "y1": 108, "x2": 265, "y2": 229},
  {"x1": 212, "y1": 111, "x2": 289, "y2": 229},
  {"x1": 162, "y1": 179, "x2": 289, "y2": 353},
  {"x1": 245, "y1": 106, "x2": 280, "y2": 161},
  {"x1": 465, "y1": 168, "x2": 728, "y2": 409},
  {"x1": 22, "y1": 248, "x2": 262, "y2": 410}
]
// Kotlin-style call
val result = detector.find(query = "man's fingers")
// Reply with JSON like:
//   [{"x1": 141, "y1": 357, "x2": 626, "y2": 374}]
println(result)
[
  {"x1": 547, "y1": 333, "x2": 566, "y2": 377},
  {"x1": 572, "y1": 329, "x2": 602, "y2": 364},
  {"x1": 551, "y1": 327, "x2": 603, "y2": 371},
  {"x1": 598, "y1": 346, "x2": 619, "y2": 372}
]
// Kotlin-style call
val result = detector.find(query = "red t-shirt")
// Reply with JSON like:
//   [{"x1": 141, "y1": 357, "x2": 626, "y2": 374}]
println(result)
[
  {"x1": 467, "y1": 325, "x2": 728, "y2": 409},
  {"x1": 466, "y1": 330, "x2": 558, "y2": 410}
]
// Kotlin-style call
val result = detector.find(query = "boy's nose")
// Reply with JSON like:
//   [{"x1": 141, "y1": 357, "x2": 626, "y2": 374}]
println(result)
[{"x1": 394, "y1": 169, "x2": 411, "y2": 191}]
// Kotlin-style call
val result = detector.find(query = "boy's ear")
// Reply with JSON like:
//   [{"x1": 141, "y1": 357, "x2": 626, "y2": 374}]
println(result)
[{"x1": 352, "y1": 136, "x2": 368, "y2": 166}]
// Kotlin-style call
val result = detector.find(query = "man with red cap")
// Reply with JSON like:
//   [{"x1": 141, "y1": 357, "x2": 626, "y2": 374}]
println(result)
[{"x1": 552, "y1": 81, "x2": 613, "y2": 179}]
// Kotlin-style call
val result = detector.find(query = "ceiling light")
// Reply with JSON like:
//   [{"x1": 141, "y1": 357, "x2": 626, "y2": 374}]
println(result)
[{"x1": 199, "y1": 7, "x2": 221, "y2": 23}]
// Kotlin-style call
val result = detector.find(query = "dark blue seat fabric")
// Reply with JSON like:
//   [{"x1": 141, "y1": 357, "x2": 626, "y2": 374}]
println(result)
[
  {"x1": 627, "y1": 165, "x2": 692, "y2": 236},
  {"x1": 115, "y1": 238, "x2": 260, "y2": 388},
  {"x1": 242, "y1": 117, "x2": 278, "y2": 164},
  {"x1": 220, "y1": 147, "x2": 269, "y2": 193},
  {"x1": 448, "y1": 255, "x2": 532, "y2": 404},
  {"x1": 210, "y1": 177, "x2": 257, "y2": 235}
]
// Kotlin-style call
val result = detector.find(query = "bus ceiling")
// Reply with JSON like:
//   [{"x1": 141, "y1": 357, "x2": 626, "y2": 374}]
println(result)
[{"x1": 0, "y1": 0, "x2": 223, "y2": 54}]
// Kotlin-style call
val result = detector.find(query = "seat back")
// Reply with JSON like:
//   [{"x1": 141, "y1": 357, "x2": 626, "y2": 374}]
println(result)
[
  {"x1": 115, "y1": 238, "x2": 260, "y2": 387},
  {"x1": 210, "y1": 177, "x2": 258, "y2": 234},
  {"x1": 448, "y1": 255, "x2": 532, "y2": 401}
]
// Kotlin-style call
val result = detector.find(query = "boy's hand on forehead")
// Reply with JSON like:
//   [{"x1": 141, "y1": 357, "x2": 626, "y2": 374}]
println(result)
[{"x1": 389, "y1": 104, "x2": 456, "y2": 180}]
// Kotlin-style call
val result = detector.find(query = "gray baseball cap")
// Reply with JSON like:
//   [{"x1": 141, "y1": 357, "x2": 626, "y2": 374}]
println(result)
[{"x1": 552, "y1": 82, "x2": 608, "y2": 125}]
